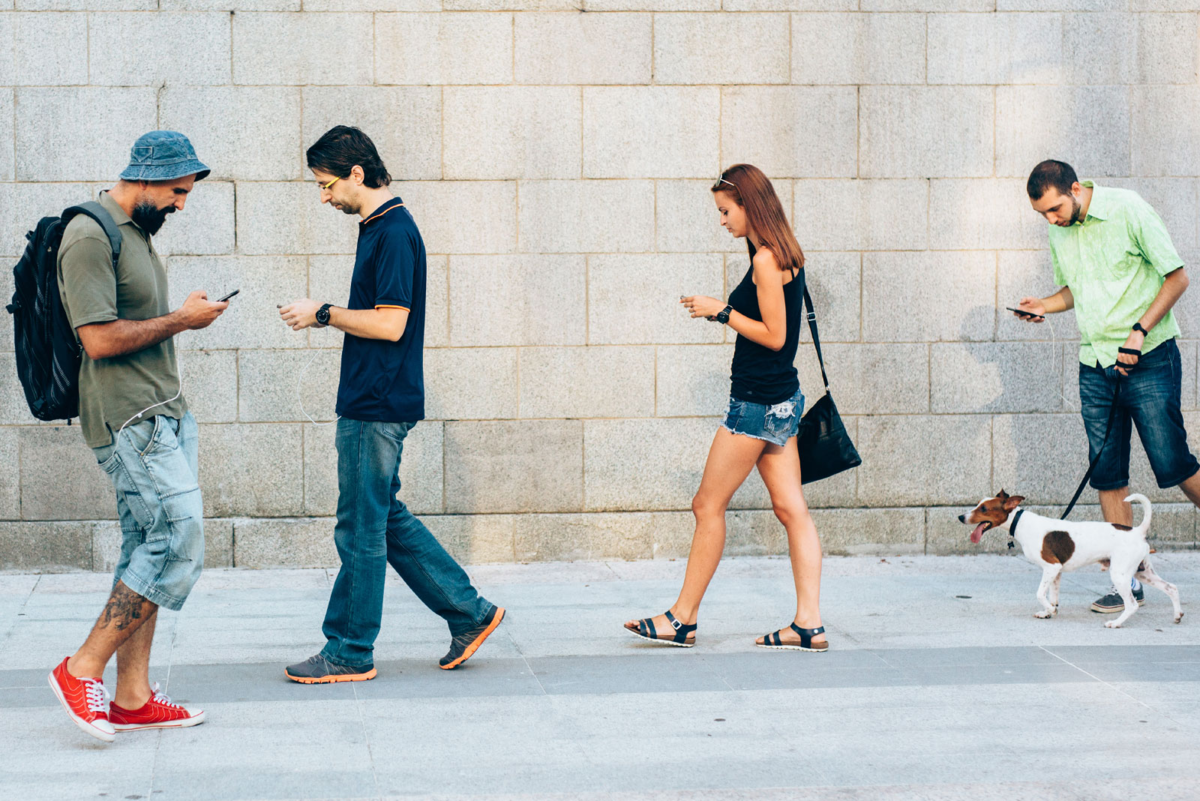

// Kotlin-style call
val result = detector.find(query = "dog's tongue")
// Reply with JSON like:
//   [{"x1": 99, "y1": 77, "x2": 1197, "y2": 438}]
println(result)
[{"x1": 970, "y1": 524, "x2": 987, "y2": 544}]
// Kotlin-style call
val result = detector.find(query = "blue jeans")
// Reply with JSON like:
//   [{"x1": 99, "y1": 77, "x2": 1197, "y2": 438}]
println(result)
[
  {"x1": 1079, "y1": 339, "x2": 1200, "y2": 491},
  {"x1": 321, "y1": 418, "x2": 494, "y2": 668},
  {"x1": 92, "y1": 412, "x2": 204, "y2": 612}
]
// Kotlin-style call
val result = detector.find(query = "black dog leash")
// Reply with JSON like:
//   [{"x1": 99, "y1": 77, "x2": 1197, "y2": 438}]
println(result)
[
  {"x1": 1061, "y1": 363, "x2": 1132, "y2": 521},
  {"x1": 1009, "y1": 354, "x2": 1133, "y2": 549}
]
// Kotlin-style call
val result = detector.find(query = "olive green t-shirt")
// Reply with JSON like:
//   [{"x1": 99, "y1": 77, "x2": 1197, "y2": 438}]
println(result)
[{"x1": 56, "y1": 192, "x2": 187, "y2": 448}]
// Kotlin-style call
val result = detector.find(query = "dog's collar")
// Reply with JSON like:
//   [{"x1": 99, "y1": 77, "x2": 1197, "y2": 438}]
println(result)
[{"x1": 1007, "y1": 509, "x2": 1024, "y2": 550}]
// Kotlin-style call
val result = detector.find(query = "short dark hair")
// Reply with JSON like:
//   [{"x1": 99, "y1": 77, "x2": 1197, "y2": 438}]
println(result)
[
  {"x1": 306, "y1": 126, "x2": 391, "y2": 188},
  {"x1": 1027, "y1": 160, "x2": 1078, "y2": 201}
]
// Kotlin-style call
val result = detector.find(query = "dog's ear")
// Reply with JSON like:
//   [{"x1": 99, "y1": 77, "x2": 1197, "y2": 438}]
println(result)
[
  {"x1": 1002, "y1": 495, "x2": 1025, "y2": 511},
  {"x1": 997, "y1": 489, "x2": 1009, "y2": 499}
]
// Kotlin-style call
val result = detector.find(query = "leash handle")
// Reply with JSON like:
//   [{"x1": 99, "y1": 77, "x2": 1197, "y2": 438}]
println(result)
[{"x1": 1061, "y1": 377, "x2": 1122, "y2": 520}]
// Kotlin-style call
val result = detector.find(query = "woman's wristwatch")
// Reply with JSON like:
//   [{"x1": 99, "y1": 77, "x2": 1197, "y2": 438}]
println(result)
[
  {"x1": 715, "y1": 305, "x2": 732, "y2": 324},
  {"x1": 316, "y1": 303, "x2": 333, "y2": 326},
  {"x1": 1132, "y1": 322, "x2": 1148, "y2": 336}
]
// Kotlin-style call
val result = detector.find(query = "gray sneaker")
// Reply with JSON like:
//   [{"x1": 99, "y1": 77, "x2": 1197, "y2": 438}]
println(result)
[
  {"x1": 440, "y1": 607, "x2": 506, "y2": 670},
  {"x1": 1090, "y1": 586, "x2": 1145, "y2": 614},
  {"x1": 285, "y1": 654, "x2": 376, "y2": 684}
]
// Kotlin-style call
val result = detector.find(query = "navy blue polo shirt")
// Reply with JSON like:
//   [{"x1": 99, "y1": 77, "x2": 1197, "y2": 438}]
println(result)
[{"x1": 335, "y1": 196, "x2": 426, "y2": 423}]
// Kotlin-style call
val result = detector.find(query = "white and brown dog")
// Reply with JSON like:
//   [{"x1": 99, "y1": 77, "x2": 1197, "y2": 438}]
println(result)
[{"x1": 959, "y1": 491, "x2": 1183, "y2": 628}]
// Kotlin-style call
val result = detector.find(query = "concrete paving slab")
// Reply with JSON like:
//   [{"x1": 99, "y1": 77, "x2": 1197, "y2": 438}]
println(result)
[{"x1": 4, "y1": 555, "x2": 1200, "y2": 799}]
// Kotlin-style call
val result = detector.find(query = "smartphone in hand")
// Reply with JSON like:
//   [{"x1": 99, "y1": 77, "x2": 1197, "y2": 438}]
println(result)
[
  {"x1": 1006, "y1": 306, "x2": 1043, "y2": 321},
  {"x1": 217, "y1": 289, "x2": 240, "y2": 303}
]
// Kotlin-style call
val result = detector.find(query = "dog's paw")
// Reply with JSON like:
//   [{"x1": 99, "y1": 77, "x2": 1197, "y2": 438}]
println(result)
[
  {"x1": 1104, "y1": 620, "x2": 1122, "y2": 629},
  {"x1": 1175, "y1": 613, "x2": 1184, "y2": 624},
  {"x1": 1034, "y1": 610, "x2": 1053, "y2": 619}
]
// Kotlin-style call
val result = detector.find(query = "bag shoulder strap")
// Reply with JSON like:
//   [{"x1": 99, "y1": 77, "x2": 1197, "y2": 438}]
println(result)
[
  {"x1": 62, "y1": 201, "x2": 122, "y2": 269},
  {"x1": 802, "y1": 282, "x2": 830, "y2": 391}
]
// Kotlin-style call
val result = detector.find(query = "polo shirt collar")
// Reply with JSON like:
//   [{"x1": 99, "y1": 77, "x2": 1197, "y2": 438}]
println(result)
[
  {"x1": 1080, "y1": 180, "x2": 1110, "y2": 222},
  {"x1": 98, "y1": 190, "x2": 134, "y2": 228},
  {"x1": 360, "y1": 196, "x2": 404, "y2": 228}
]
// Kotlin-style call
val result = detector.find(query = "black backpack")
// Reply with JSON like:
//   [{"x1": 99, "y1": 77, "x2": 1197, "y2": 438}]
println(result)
[{"x1": 5, "y1": 202, "x2": 121, "y2": 422}]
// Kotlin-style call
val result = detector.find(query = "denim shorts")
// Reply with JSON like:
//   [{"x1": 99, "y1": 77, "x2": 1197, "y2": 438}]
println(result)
[
  {"x1": 92, "y1": 412, "x2": 204, "y2": 611},
  {"x1": 721, "y1": 388, "x2": 805, "y2": 447},
  {"x1": 1079, "y1": 339, "x2": 1200, "y2": 491}
]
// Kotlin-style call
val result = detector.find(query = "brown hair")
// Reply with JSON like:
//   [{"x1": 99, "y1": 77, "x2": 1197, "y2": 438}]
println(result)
[{"x1": 711, "y1": 164, "x2": 804, "y2": 273}]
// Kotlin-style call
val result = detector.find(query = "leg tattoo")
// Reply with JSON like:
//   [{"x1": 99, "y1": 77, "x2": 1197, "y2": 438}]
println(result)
[{"x1": 100, "y1": 582, "x2": 152, "y2": 632}]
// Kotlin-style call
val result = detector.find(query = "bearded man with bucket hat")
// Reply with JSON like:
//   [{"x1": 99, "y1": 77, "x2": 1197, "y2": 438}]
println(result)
[{"x1": 47, "y1": 131, "x2": 228, "y2": 743}]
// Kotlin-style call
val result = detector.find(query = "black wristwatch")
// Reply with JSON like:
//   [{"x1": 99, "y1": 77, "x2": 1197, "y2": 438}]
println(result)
[
  {"x1": 1132, "y1": 322, "x2": 1148, "y2": 336},
  {"x1": 715, "y1": 305, "x2": 732, "y2": 324},
  {"x1": 316, "y1": 303, "x2": 333, "y2": 326}
]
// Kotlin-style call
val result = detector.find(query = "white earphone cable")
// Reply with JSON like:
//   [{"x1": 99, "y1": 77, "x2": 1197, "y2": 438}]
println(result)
[
  {"x1": 115, "y1": 376, "x2": 183, "y2": 442},
  {"x1": 297, "y1": 335, "x2": 339, "y2": 426},
  {"x1": 1040, "y1": 311, "x2": 1075, "y2": 412}
]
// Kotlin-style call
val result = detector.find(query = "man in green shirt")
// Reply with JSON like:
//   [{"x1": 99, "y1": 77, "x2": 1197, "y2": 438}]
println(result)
[
  {"x1": 1017, "y1": 159, "x2": 1200, "y2": 614},
  {"x1": 48, "y1": 132, "x2": 227, "y2": 743}
]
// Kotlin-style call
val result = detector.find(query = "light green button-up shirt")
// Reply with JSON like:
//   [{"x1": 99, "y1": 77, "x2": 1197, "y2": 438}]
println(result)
[{"x1": 1048, "y1": 182, "x2": 1184, "y2": 368}]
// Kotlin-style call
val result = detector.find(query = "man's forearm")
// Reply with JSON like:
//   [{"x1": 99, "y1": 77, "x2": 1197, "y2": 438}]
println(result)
[
  {"x1": 1043, "y1": 287, "x2": 1075, "y2": 313},
  {"x1": 1139, "y1": 268, "x2": 1188, "y2": 333},
  {"x1": 79, "y1": 313, "x2": 186, "y2": 361},
  {"x1": 328, "y1": 307, "x2": 408, "y2": 341}
]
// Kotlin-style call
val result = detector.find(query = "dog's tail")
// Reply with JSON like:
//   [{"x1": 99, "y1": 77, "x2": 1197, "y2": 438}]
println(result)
[{"x1": 1123, "y1": 493, "x2": 1152, "y2": 537}]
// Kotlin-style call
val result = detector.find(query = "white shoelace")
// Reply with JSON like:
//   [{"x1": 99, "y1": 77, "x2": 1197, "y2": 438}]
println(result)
[
  {"x1": 148, "y1": 682, "x2": 183, "y2": 709},
  {"x1": 82, "y1": 677, "x2": 110, "y2": 715}
]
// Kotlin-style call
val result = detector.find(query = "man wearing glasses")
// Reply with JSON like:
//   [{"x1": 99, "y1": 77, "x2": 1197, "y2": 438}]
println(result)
[{"x1": 279, "y1": 126, "x2": 504, "y2": 683}]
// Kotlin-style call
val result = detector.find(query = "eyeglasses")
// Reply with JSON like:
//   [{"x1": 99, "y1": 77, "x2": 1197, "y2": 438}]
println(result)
[{"x1": 319, "y1": 176, "x2": 341, "y2": 191}]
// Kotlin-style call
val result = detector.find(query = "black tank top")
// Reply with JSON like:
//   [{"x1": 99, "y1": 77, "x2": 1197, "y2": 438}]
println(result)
[{"x1": 728, "y1": 261, "x2": 804, "y2": 405}]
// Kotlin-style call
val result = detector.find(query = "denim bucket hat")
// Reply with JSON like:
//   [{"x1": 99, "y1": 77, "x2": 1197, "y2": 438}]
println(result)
[{"x1": 119, "y1": 131, "x2": 210, "y2": 182}]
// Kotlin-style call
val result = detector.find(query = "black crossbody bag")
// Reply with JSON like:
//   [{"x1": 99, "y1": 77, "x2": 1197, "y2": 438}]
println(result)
[{"x1": 796, "y1": 284, "x2": 861, "y2": 484}]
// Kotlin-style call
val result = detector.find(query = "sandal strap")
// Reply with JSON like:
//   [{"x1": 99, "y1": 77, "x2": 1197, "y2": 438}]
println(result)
[
  {"x1": 663, "y1": 610, "x2": 697, "y2": 642},
  {"x1": 639, "y1": 617, "x2": 657, "y2": 640},
  {"x1": 790, "y1": 623, "x2": 825, "y2": 647}
]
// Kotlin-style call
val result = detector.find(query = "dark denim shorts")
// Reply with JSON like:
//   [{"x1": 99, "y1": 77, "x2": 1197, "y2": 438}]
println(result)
[
  {"x1": 721, "y1": 388, "x2": 805, "y2": 447},
  {"x1": 1079, "y1": 338, "x2": 1200, "y2": 491}
]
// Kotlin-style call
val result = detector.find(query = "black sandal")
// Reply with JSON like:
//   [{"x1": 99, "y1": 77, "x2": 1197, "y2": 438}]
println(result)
[
  {"x1": 757, "y1": 623, "x2": 828, "y2": 652},
  {"x1": 624, "y1": 610, "x2": 696, "y2": 648}
]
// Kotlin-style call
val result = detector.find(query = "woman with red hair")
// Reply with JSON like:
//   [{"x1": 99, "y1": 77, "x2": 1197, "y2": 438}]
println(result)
[{"x1": 625, "y1": 164, "x2": 828, "y2": 653}]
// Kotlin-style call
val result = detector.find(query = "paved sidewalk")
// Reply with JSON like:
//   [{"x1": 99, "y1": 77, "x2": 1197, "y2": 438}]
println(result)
[{"x1": 3, "y1": 553, "x2": 1200, "y2": 800}]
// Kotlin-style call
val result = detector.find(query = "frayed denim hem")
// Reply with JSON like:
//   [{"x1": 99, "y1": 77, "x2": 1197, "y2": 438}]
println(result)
[{"x1": 720, "y1": 422, "x2": 790, "y2": 448}]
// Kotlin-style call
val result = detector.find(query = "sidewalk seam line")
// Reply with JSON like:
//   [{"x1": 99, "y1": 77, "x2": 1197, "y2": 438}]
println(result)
[{"x1": 1037, "y1": 644, "x2": 1153, "y2": 711}]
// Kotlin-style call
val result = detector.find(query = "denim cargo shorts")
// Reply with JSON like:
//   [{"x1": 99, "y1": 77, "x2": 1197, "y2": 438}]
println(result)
[{"x1": 92, "y1": 412, "x2": 205, "y2": 611}]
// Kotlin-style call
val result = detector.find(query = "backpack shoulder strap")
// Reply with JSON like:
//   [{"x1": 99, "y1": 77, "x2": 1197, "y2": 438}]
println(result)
[{"x1": 62, "y1": 201, "x2": 122, "y2": 268}]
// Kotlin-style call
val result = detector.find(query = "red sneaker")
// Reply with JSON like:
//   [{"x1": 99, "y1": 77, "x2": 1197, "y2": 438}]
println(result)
[
  {"x1": 109, "y1": 683, "x2": 206, "y2": 731},
  {"x1": 48, "y1": 657, "x2": 115, "y2": 743}
]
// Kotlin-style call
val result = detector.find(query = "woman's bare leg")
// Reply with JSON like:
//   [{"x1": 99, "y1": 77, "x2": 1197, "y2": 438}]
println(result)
[
  {"x1": 626, "y1": 427, "x2": 765, "y2": 632},
  {"x1": 754, "y1": 437, "x2": 825, "y2": 645}
]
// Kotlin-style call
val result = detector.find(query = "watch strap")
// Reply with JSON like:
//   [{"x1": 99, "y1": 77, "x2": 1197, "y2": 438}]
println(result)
[{"x1": 1132, "y1": 322, "x2": 1148, "y2": 335}]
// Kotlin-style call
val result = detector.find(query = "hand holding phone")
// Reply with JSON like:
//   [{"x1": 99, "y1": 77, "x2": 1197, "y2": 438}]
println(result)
[
  {"x1": 216, "y1": 289, "x2": 240, "y2": 303},
  {"x1": 1006, "y1": 306, "x2": 1044, "y2": 322}
]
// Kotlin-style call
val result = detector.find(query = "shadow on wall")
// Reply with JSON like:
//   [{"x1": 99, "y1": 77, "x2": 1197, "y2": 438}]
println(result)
[{"x1": 957, "y1": 302, "x2": 1099, "y2": 511}]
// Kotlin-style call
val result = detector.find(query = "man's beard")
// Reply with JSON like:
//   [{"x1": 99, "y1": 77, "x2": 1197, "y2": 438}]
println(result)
[
  {"x1": 131, "y1": 201, "x2": 174, "y2": 235},
  {"x1": 1069, "y1": 195, "x2": 1084, "y2": 225}
]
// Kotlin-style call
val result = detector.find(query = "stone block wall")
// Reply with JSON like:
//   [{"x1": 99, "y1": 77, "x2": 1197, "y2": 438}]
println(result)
[{"x1": 2, "y1": 2, "x2": 1200, "y2": 570}]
